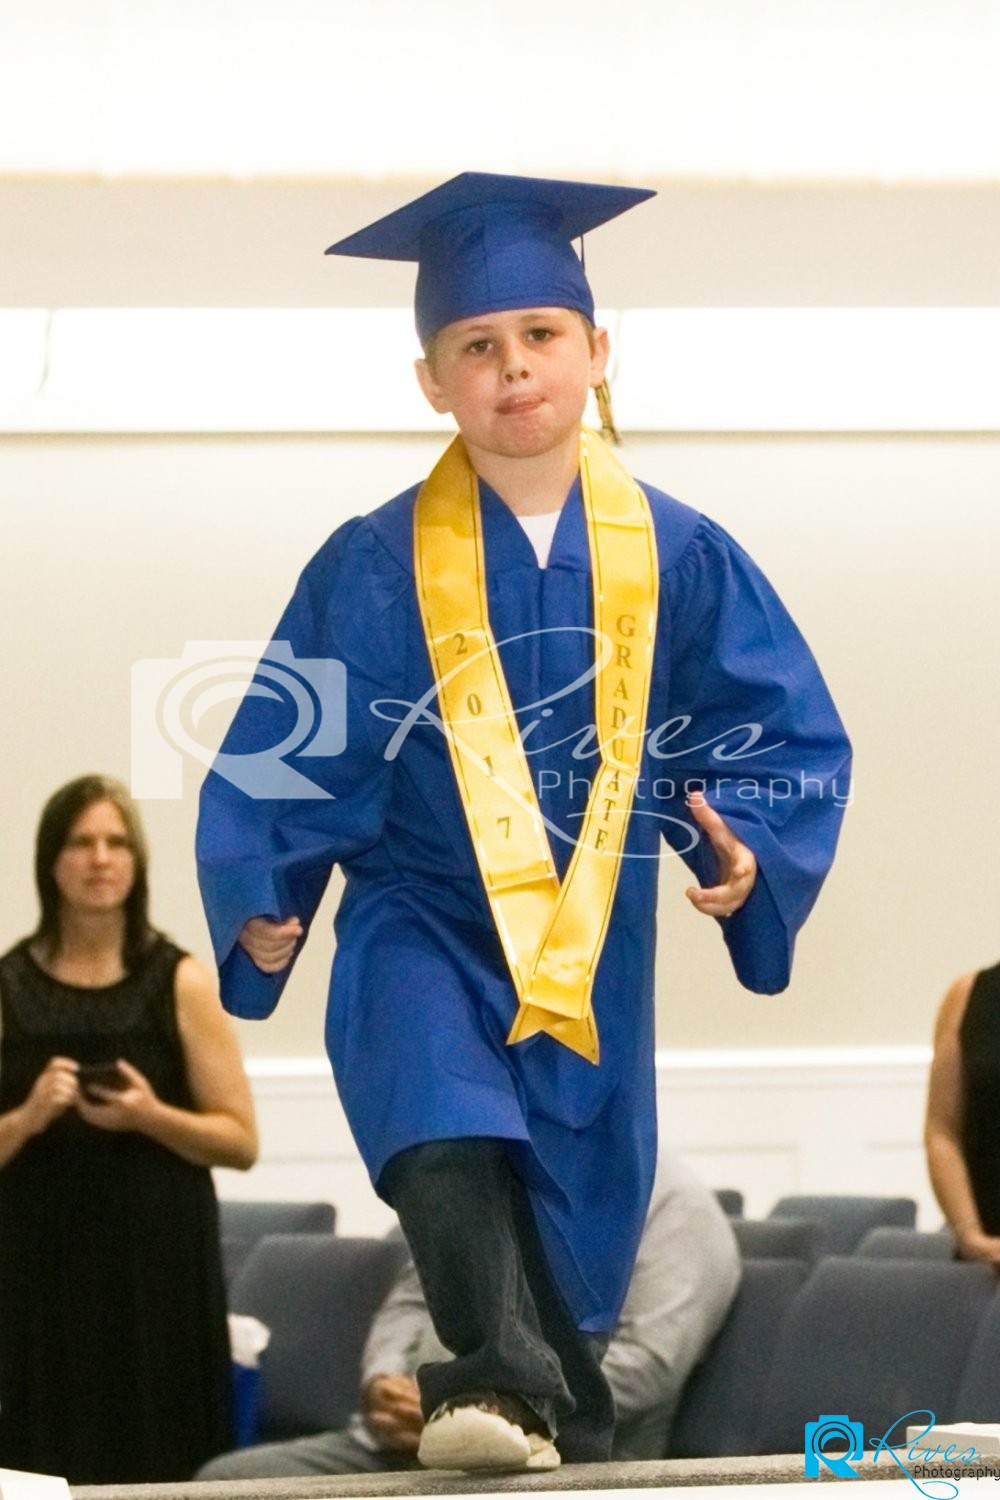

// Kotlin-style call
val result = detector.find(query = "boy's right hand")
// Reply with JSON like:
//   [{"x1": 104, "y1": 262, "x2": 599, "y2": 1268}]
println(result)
[{"x1": 237, "y1": 916, "x2": 303, "y2": 973}]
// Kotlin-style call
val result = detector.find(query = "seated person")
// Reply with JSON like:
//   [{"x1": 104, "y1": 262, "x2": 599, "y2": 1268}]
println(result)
[
  {"x1": 926, "y1": 963, "x2": 1000, "y2": 1263},
  {"x1": 200, "y1": 1151, "x2": 740, "y2": 1475}
]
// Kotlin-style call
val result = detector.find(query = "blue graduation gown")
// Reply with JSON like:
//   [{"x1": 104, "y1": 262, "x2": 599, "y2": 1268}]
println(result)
[{"x1": 197, "y1": 475, "x2": 851, "y2": 1331}]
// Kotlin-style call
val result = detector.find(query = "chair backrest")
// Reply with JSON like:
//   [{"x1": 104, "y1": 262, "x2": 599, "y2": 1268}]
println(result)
[
  {"x1": 228, "y1": 1233, "x2": 410, "y2": 1440},
  {"x1": 854, "y1": 1227, "x2": 956, "y2": 1260},
  {"x1": 732, "y1": 1217, "x2": 822, "y2": 1262},
  {"x1": 714, "y1": 1189, "x2": 745, "y2": 1217},
  {"x1": 954, "y1": 1285, "x2": 1000, "y2": 1420},
  {"x1": 667, "y1": 1257, "x2": 813, "y2": 1459},
  {"x1": 219, "y1": 1200, "x2": 337, "y2": 1290},
  {"x1": 754, "y1": 1257, "x2": 997, "y2": 1456},
  {"x1": 768, "y1": 1195, "x2": 917, "y2": 1255}
]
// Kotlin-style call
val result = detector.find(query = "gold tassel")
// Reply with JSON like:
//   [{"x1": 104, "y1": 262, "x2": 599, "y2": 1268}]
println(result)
[{"x1": 594, "y1": 379, "x2": 621, "y2": 446}]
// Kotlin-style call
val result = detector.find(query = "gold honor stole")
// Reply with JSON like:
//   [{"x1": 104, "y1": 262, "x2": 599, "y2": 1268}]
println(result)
[{"x1": 414, "y1": 428, "x2": 658, "y2": 1065}]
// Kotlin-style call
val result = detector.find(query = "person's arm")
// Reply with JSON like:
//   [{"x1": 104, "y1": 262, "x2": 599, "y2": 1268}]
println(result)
[
  {"x1": 358, "y1": 1258, "x2": 434, "y2": 1454},
  {"x1": 76, "y1": 955, "x2": 258, "y2": 1170},
  {"x1": 0, "y1": 1054, "x2": 80, "y2": 1170},
  {"x1": 602, "y1": 1156, "x2": 742, "y2": 1459},
  {"x1": 360, "y1": 1259, "x2": 435, "y2": 1384},
  {"x1": 924, "y1": 972, "x2": 1000, "y2": 1263}
]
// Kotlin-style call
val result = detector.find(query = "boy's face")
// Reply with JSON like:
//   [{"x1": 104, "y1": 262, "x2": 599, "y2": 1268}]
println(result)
[{"x1": 415, "y1": 307, "x2": 609, "y2": 467}]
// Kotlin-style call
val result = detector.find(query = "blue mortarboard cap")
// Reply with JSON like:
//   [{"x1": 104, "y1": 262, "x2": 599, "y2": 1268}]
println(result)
[{"x1": 325, "y1": 172, "x2": 655, "y2": 344}]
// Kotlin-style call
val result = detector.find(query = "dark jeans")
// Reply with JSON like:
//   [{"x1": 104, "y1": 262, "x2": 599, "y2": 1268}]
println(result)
[{"x1": 379, "y1": 1137, "x2": 614, "y2": 1464}]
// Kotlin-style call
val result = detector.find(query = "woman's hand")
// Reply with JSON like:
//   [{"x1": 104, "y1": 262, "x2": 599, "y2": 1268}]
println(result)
[
  {"x1": 75, "y1": 1058, "x2": 156, "y2": 1133},
  {"x1": 70, "y1": 959, "x2": 258, "y2": 1171},
  {"x1": 21, "y1": 1056, "x2": 80, "y2": 1136},
  {"x1": 956, "y1": 1228, "x2": 1000, "y2": 1266}
]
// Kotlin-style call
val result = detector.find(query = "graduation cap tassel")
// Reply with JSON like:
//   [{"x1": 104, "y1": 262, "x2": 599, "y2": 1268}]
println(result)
[{"x1": 594, "y1": 379, "x2": 621, "y2": 446}]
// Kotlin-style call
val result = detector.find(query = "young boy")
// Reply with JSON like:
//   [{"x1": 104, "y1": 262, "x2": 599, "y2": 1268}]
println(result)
[{"x1": 197, "y1": 173, "x2": 851, "y2": 1472}]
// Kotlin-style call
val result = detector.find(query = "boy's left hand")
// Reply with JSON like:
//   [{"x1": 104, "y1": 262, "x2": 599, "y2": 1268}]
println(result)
[{"x1": 684, "y1": 792, "x2": 757, "y2": 919}]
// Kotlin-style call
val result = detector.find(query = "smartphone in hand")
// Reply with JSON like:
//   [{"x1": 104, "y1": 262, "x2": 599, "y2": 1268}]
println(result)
[{"x1": 78, "y1": 1061, "x2": 128, "y2": 1102}]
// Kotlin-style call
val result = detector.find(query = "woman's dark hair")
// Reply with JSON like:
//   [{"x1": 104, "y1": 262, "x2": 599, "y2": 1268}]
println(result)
[{"x1": 32, "y1": 775, "x2": 154, "y2": 969}]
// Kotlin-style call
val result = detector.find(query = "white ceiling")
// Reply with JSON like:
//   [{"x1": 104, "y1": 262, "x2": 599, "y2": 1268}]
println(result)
[{"x1": 1, "y1": 0, "x2": 998, "y2": 181}]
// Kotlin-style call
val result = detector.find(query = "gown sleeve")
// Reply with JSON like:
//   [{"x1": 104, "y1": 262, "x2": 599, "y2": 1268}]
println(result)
[
  {"x1": 196, "y1": 518, "x2": 403, "y2": 1019},
  {"x1": 655, "y1": 515, "x2": 852, "y2": 994}
]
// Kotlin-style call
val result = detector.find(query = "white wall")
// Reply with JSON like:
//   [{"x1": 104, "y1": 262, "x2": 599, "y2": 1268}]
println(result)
[{"x1": 3, "y1": 1, "x2": 999, "y2": 181}]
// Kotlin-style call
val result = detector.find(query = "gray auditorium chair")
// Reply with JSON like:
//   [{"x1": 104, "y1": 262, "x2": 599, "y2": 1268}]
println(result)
[
  {"x1": 754, "y1": 1256, "x2": 996, "y2": 1455},
  {"x1": 768, "y1": 1194, "x2": 917, "y2": 1255},
  {"x1": 219, "y1": 1199, "x2": 337, "y2": 1289},
  {"x1": 228, "y1": 1232, "x2": 410, "y2": 1441},
  {"x1": 732, "y1": 1217, "x2": 822, "y2": 1262},
  {"x1": 667, "y1": 1257, "x2": 813, "y2": 1458},
  {"x1": 953, "y1": 1285, "x2": 1000, "y2": 1420},
  {"x1": 714, "y1": 1189, "x2": 745, "y2": 1217},
  {"x1": 854, "y1": 1226, "x2": 956, "y2": 1260}
]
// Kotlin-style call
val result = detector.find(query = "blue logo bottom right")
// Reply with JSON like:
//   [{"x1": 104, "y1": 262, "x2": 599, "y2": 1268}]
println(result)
[{"x1": 804, "y1": 1414, "x2": 865, "y2": 1478}]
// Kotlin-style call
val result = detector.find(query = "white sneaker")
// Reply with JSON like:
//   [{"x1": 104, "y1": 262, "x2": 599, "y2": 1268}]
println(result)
[{"x1": 417, "y1": 1394, "x2": 561, "y2": 1472}]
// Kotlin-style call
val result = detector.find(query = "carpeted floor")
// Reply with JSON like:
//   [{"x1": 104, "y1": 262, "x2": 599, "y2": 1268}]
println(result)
[{"x1": 71, "y1": 1452, "x2": 909, "y2": 1500}]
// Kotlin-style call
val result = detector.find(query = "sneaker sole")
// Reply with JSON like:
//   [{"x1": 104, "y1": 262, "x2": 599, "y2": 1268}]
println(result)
[{"x1": 418, "y1": 1405, "x2": 561, "y2": 1472}]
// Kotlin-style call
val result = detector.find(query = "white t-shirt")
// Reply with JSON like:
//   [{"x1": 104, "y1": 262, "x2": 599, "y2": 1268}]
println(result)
[{"x1": 515, "y1": 509, "x2": 562, "y2": 568}]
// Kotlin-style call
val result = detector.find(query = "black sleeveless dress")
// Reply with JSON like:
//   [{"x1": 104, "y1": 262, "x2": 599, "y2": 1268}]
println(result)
[
  {"x1": 0, "y1": 936, "x2": 232, "y2": 1482},
  {"x1": 959, "y1": 961, "x2": 1000, "y2": 1236}
]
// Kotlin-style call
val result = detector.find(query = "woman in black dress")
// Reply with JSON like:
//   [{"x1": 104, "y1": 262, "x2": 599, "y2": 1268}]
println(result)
[
  {"x1": 926, "y1": 963, "x2": 1000, "y2": 1264},
  {"x1": 0, "y1": 775, "x2": 259, "y2": 1481}
]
